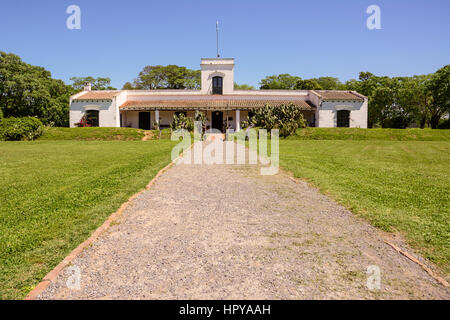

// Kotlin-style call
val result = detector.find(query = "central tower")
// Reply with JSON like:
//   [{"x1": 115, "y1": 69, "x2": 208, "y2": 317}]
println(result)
[{"x1": 200, "y1": 58, "x2": 234, "y2": 95}]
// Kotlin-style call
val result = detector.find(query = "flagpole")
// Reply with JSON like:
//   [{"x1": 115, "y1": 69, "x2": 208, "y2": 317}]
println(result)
[{"x1": 216, "y1": 21, "x2": 219, "y2": 58}]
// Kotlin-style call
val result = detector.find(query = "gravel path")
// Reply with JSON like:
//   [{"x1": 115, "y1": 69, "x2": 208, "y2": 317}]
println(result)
[{"x1": 39, "y1": 141, "x2": 449, "y2": 299}]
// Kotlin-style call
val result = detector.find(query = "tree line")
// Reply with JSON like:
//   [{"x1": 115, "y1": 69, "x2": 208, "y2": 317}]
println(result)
[{"x1": 0, "y1": 51, "x2": 448, "y2": 128}]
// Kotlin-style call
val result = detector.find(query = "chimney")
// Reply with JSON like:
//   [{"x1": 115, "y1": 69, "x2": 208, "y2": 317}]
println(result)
[{"x1": 84, "y1": 82, "x2": 92, "y2": 91}]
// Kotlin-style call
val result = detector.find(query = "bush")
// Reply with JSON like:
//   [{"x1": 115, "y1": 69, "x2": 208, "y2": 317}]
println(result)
[
  {"x1": 246, "y1": 103, "x2": 306, "y2": 137},
  {"x1": 170, "y1": 113, "x2": 194, "y2": 131},
  {"x1": 0, "y1": 117, "x2": 44, "y2": 141},
  {"x1": 437, "y1": 119, "x2": 450, "y2": 129}
]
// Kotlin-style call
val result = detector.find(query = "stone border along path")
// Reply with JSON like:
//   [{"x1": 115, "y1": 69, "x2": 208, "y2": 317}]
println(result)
[{"x1": 35, "y1": 141, "x2": 448, "y2": 299}]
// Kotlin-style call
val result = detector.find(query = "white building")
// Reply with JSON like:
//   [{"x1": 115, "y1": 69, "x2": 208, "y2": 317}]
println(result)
[{"x1": 69, "y1": 58, "x2": 368, "y2": 130}]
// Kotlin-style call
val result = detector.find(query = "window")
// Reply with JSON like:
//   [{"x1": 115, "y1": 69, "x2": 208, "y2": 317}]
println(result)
[
  {"x1": 212, "y1": 76, "x2": 223, "y2": 95},
  {"x1": 337, "y1": 110, "x2": 350, "y2": 127},
  {"x1": 86, "y1": 110, "x2": 99, "y2": 127}
]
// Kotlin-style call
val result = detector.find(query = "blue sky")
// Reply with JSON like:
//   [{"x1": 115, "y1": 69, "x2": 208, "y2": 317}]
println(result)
[{"x1": 1, "y1": 0, "x2": 449, "y2": 89}]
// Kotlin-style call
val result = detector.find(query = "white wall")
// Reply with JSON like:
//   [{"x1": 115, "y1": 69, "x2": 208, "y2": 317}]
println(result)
[
  {"x1": 317, "y1": 99, "x2": 368, "y2": 128},
  {"x1": 200, "y1": 58, "x2": 234, "y2": 94},
  {"x1": 69, "y1": 100, "x2": 118, "y2": 127}
]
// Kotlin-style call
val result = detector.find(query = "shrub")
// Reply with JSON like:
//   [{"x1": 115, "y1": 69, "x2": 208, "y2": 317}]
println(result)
[
  {"x1": 246, "y1": 103, "x2": 306, "y2": 137},
  {"x1": 0, "y1": 117, "x2": 44, "y2": 141},
  {"x1": 437, "y1": 119, "x2": 450, "y2": 129},
  {"x1": 75, "y1": 114, "x2": 92, "y2": 127},
  {"x1": 170, "y1": 113, "x2": 194, "y2": 131}
]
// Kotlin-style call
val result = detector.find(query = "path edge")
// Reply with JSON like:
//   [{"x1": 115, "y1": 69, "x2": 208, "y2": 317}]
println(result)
[{"x1": 24, "y1": 144, "x2": 191, "y2": 300}]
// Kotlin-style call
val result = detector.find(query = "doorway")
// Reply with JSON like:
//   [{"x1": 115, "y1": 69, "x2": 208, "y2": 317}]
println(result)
[
  {"x1": 337, "y1": 110, "x2": 350, "y2": 127},
  {"x1": 139, "y1": 112, "x2": 151, "y2": 130},
  {"x1": 211, "y1": 111, "x2": 223, "y2": 132}
]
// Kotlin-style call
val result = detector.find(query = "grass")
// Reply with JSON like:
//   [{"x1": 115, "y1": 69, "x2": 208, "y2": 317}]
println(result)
[
  {"x1": 289, "y1": 127, "x2": 450, "y2": 141},
  {"x1": 0, "y1": 139, "x2": 176, "y2": 299},
  {"x1": 40, "y1": 127, "x2": 146, "y2": 141},
  {"x1": 39, "y1": 127, "x2": 173, "y2": 141},
  {"x1": 278, "y1": 139, "x2": 450, "y2": 273}
]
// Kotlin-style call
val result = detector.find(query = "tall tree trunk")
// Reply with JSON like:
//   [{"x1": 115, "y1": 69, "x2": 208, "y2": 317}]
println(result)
[
  {"x1": 419, "y1": 116, "x2": 426, "y2": 129},
  {"x1": 430, "y1": 113, "x2": 441, "y2": 129}
]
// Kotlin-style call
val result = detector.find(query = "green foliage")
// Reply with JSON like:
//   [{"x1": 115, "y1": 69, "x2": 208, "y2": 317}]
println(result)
[
  {"x1": 70, "y1": 76, "x2": 116, "y2": 91},
  {"x1": 0, "y1": 51, "x2": 74, "y2": 127},
  {"x1": 195, "y1": 111, "x2": 208, "y2": 134},
  {"x1": 0, "y1": 117, "x2": 43, "y2": 141},
  {"x1": 347, "y1": 72, "x2": 433, "y2": 128},
  {"x1": 294, "y1": 79, "x2": 323, "y2": 90},
  {"x1": 39, "y1": 127, "x2": 146, "y2": 141},
  {"x1": 247, "y1": 104, "x2": 306, "y2": 137},
  {"x1": 122, "y1": 82, "x2": 135, "y2": 90},
  {"x1": 259, "y1": 74, "x2": 301, "y2": 90},
  {"x1": 234, "y1": 82, "x2": 255, "y2": 90},
  {"x1": 437, "y1": 119, "x2": 450, "y2": 129},
  {"x1": 130, "y1": 65, "x2": 201, "y2": 90},
  {"x1": 312, "y1": 77, "x2": 346, "y2": 90},
  {"x1": 277, "y1": 140, "x2": 450, "y2": 272},
  {"x1": 426, "y1": 65, "x2": 450, "y2": 128},
  {"x1": 170, "y1": 112, "x2": 194, "y2": 131},
  {"x1": 0, "y1": 140, "x2": 177, "y2": 299}
]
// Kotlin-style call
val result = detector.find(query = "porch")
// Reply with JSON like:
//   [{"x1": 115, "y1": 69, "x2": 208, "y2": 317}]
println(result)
[{"x1": 120, "y1": 109, "x2": 248, "y2": 132}]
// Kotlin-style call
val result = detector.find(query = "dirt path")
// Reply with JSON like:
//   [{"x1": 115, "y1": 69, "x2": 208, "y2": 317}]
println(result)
[{"x1": 39, "y1": 141, "x2": 449, "y2": 299}]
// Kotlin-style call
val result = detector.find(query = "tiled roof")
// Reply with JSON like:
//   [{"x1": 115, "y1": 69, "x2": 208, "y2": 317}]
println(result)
[
  {"x1": 73, "y1": 91, "x2": 121, "y2": 100},
  {"x1": 313, "y1": 91, "x2": 364, "y2": 101},
  {"x1": 119, "y1": 95, "x2": 315, "y2": 111}
]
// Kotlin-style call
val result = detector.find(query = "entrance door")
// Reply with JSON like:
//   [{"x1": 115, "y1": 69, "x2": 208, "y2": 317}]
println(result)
[
  {"x1": 337, "y1": 110, "x2": 350, "y2": 127},
  {"x1": 211, "y1": 111, "x2": 223, "y2": 132},
  {"x1": 139, "y1": 112, "x2": 151, "y2": 130}
]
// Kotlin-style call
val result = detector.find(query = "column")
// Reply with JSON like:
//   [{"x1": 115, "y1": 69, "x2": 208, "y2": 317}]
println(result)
[
  {"x1": 154, "y1": 109, "x2": 160, "y2": 129},
  {"x1": 236, "y1": 109, "x2": 240, "y2": 132}
]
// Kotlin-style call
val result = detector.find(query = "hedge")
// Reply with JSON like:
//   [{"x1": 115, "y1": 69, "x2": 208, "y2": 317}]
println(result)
[{"x1": 0, "y1": 117, "x2": 44, "y2": 141}]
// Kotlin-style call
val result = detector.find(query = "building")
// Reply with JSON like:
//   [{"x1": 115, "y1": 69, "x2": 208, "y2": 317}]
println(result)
[{"x1": 69, "y1": 58, "x2": 368, "y2": 131}]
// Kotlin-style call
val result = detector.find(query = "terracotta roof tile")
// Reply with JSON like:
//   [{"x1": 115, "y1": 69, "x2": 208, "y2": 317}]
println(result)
[
  {"x1": 119, "y1": 95, "x2": 315, "y2": 111},
  {"x1": 314, "y1": 91, "x2": 364, "y2": 101},
  {"x1": 73, "y1": 91, "x2": 120, "y2": 100}
]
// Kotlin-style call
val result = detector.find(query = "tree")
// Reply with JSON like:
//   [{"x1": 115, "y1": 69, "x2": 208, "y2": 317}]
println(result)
[
  {"x1": 70, "y1": 76, "x2": 116, "y2": 91},
  {"x1": 397, "y1": 75, "x2": 431, "y2": 129},
  {"x1": 234, "y1": 82, "x2": 255, "y2": 90},
  {"x1": 313, "y1": 77, "x2": 346, "y2": 90},
  {"x1": 0, "y1": 51, "x2": 75, "y2": 126},
  {"x1": 122, "y1": 82, "x2": 135, "y2": 90},
  {"x1": 426, "y1": 65, "x2": 450, "y2": 128},
  {"x1": 294, "y1": 79, "x2": 323, "y2": 90},
  {"x1": 259, "y1": 74, "x2": 301, "y2": 90},
  {"x1": 131, "y1": 65, "x2": 200, "y2": 90}
]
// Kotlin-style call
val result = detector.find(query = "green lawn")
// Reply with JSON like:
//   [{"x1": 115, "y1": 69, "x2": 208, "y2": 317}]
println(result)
[
  {"x1": 278, "y1": 140, "x2": 450, "y2": 273},
  {"x1": 39, "y1": 127, "x2": 146, "y2": 141},
  {"x1": 0, "y1": 140, "x2": 176, "y2": 299},
  {"x1": 290, "y1": 127, "x2": 450, "y2": 141}
]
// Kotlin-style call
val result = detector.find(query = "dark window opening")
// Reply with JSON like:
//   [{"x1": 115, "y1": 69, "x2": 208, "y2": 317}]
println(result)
[
  {"x1": 337, "y1": 110, "x2": 350, "y2": 127},
  {"x1": 86, "y1": 110, "x2": 99, "y2": 127},
  {"x1": 139, "y1": 112, "x2": 151, "y2": 130},
  {"x1": 175, "y1": 111, "x2": 187, "y2": 117},
  {"x1": 212, "y1": 76, "x2": 223, "y2": 95}
]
